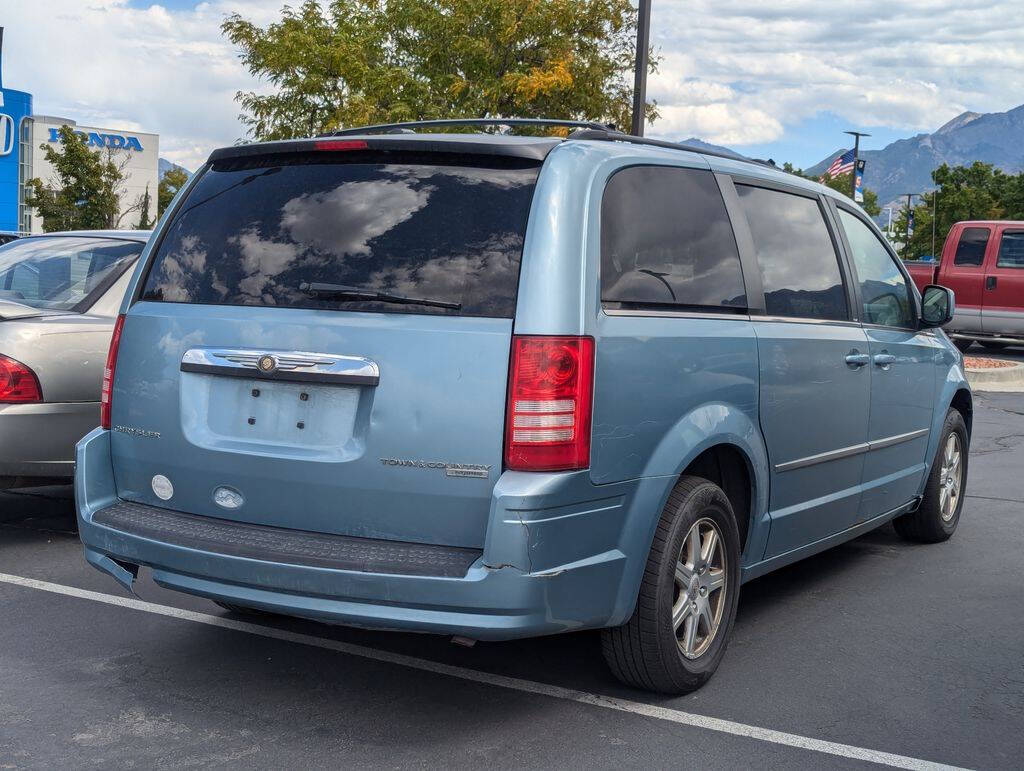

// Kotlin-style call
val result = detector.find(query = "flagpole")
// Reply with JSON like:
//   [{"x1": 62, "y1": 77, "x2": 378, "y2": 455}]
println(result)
[{"x1": 844, "y1": 130, "x2": 870, "y2": 199}]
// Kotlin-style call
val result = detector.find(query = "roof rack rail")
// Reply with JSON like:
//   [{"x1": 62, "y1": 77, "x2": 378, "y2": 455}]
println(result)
[
  {"x1": 329, "y1": 118, "x2": 616, "y2": 136},
  {"x1": 565, "y1": 128, "x2": 765, "y2": 166}
]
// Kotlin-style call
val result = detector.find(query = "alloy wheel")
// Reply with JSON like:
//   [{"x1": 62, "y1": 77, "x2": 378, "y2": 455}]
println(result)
[
  {"x1": 672, "y1": 517, "x2": 728, "y2": 659},
  {"x1": 939, "y1": 433, "x2": 963, "y2": 522}
]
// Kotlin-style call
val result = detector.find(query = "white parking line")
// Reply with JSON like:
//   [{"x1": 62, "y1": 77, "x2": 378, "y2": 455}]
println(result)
[{"x1": 0, "y1": 571, "x2": 968, "y2": 771}]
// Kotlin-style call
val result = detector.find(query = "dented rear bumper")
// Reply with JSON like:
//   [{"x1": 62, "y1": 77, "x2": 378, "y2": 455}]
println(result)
[{"x1": 76, "y1": 428, "x2": 670, "y2": 640}]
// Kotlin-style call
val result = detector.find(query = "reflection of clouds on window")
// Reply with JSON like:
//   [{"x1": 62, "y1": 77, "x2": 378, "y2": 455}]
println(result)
[
  {"x1": 363, "y1": 231, "x2": 523, "y2": 312},
  {"x1": 140, "y1": 157, "x2": 539, "y2": 317},
  {"x1": 281, "y1": 179, "x2": 433, "y2": 256},
  {"x1": 149, "y1": 235, "x2": 210, "y2": 302},
  {"x1": 385, "y1": 164, "x2": 534, "y2": 190},
  {"x1": 229, "y1": 228, "x2": 300, "y2": 300}
]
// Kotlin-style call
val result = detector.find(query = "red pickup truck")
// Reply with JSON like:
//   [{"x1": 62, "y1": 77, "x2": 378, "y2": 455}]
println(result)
[{"x1": 905, "y1": 220, "x2": 1024, "y2": 352}]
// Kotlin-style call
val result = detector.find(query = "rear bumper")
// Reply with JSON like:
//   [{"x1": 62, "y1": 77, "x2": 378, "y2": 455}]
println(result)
[
  {"x1": 76, "y1": 428, "x2": 672, "y2": 640},
  {"x1": 0, "y1": 401, "x2": 98, "y2": 481}
]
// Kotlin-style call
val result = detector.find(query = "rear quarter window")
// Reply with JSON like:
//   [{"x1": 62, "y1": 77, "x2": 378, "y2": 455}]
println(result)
[
  {"x1": 600, "y1": 166, "x2": 747, "y2": 312},
  {"x1": 141, "y1": 153, "x2": 540, "y2": 318}
]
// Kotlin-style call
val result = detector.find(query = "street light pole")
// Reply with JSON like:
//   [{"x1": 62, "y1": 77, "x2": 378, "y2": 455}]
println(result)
[
  {"x1": 901, "y1": 192, "x2": 920, "y2": 259},
  {"x1": 631, "y1": 0, "x2": 652, "y2": 137},
  {"x1": 844, "y1": 130, "x2": 870, "y2": 199}
]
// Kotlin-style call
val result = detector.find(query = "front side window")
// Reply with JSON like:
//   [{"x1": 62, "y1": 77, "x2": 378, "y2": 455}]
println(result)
[
  {"x1": 142, "y1": 153, "x2": 540, "y2": 318},
  {"x1": 953, "y1": 227, "x2": 989, "y2": 266},
  {"x1": 0, "y1": 236, "x2": 141, "y2": 311},
  {"x1": 838, "y1": 209, "x2": 915, "y2": 328},
  {"x1": 600, "y1": 166, "x2": 747, "y2": 311},
  {"x1": 735, "y1": 185, "x2": 848, "y2": 321},
  {"x1": 996, "y1": 231, "x2": 1024, "y2": 268}
]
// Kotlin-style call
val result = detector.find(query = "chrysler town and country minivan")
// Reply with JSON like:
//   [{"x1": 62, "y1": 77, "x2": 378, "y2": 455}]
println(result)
[{"x1": 76, "y1": 119, "x2": 970, "y2": 694}]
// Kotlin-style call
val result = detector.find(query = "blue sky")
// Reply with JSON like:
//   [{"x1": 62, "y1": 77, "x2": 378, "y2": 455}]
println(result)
[
  {"x1": 726, "y1": 115, "x2": 914, "y2": 171},
  {"x1": 4, "y1": 0, "x2": 1024, "y2": 171}
]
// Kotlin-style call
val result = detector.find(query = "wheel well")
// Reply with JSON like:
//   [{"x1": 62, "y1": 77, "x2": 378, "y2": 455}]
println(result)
[
  {"x1": 682, "y1": 445, "x2": 752, "y2": 553},
  {"x1": 950, "y1": 388, "x2": 973, "y2": 437}
]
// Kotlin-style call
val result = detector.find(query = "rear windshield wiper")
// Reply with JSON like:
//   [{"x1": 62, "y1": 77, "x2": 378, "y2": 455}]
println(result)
[{"x1": 298, "y1": 282, "x2": 461, "y2": 311}]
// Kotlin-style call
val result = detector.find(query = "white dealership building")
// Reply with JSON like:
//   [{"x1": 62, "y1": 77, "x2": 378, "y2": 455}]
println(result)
[{"x1": 25, "y1": 115, "x2": 159, "y2": 233}]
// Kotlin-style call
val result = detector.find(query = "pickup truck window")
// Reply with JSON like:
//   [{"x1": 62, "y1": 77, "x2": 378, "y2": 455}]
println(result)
[
  {"x1": 838, "y1": 209, "x2": 914, "y2": 328},
  {"x1": 953, "y1": 227, "x2": 990, "y2": 267},
  {"x1": 996, "y1": 231, "x2": 1024, "y2": 268}
]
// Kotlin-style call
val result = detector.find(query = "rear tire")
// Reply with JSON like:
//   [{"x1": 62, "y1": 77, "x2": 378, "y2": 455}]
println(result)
[
  {"x1": 894, "y1": 409, "x2": 968, "y2": 543},
  {"x1": 601, "y1": 475, "x2": 741, "y2": 694},
  {"x1": 952, "y1": 338, "x2": 974, "y2": 353}
]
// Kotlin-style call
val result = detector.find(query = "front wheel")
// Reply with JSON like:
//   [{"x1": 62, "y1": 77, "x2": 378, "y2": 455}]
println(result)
[
  {"x1": 601, "y1": 476, "x2": 741, "y2": 694},
  {"x1": 894, "y1": 409, "x2": 968, "y2": 543}
]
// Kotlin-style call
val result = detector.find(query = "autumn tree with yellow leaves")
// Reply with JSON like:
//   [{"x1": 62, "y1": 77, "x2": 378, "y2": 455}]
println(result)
[{"x1": 222, "y1": 0, "x2": 658, "y2": 139}]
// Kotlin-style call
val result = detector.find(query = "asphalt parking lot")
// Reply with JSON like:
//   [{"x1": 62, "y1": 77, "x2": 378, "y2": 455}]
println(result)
[{"x1": 2, "y1": 389, "x2": 1023, "y2": 770}]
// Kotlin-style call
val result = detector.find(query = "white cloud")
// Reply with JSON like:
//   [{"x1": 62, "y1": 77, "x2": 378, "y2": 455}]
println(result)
[
  {"x1": 647, "y1": 0, "x2": 1024, "y2": 146},
  {"x1": 1, "y1": 0, "x2": 281, "y2": 170},
  {"x1": 2, "y1": 0, "x2": 1023, "y2": 165}
]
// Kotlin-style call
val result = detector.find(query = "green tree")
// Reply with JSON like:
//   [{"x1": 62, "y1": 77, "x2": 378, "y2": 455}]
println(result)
[
  {"x1": 24, "y1": 125, "x2": 123, "y2": 232},
  {"x1": 782, "y1": 163, "x2": 880, "y2": 217},
  {"x1": 896, "y1": 162, "x2": 1023, "y2": 260},
  {"x1": 222, "y1": 0, "x2": 659, "y2": 140},
  {"x1": 136, "y1": 183, "x2": 153, "y2": 229},
  {"x1": 158, "y1": 167, "x2": 189, "y2": 217}
]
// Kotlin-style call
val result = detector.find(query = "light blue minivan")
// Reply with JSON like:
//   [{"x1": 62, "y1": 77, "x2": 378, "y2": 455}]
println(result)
[{"x1": 76, "y1": 119, "x2": 970, "y2": 693}]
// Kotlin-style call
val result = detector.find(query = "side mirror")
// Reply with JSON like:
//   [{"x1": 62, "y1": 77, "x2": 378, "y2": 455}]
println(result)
[{"x1": 920, "y1": 284, "x2": 955, "y2": 328}]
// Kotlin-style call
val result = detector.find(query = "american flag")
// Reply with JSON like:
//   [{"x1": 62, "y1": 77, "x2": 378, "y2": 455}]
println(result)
[{"x1": 822, "y1": 149, "x2": 856, "y2": 179}]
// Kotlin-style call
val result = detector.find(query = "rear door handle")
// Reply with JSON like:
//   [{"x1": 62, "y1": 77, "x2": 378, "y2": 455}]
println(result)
[
  {"x1": 873, "y1": 353, "x2": 897, "y2": 368},
  {"x1": 986, "y1": 276, "x2": 998, "y2": 290},
  {"x1": 845, "y1": 351, "x2": 870, "y2": 368}
]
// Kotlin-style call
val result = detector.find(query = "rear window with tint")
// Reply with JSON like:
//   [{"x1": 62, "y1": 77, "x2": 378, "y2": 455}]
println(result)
[
  {"x1": 141, "y1": 153, "x2": 540, "y2": 317},
  {"x1": 953, "y1": 227, "x2": 989, "y2": 266}
]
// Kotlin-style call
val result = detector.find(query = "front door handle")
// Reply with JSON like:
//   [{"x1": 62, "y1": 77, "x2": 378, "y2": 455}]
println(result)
[
  {"x1": 874, "y1": 353, "x2": 897, "y2": 369},
  {"x1": 845, "y1": 351, "x2": 870, "y2": 368},
  {"x1": 986, "y1": 276, "x2": 998, "y2": 290}
]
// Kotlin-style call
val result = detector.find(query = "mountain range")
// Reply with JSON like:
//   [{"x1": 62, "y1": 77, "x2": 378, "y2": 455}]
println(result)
[
  {"x1": 805, "y1": 104, "x2": 1024, "y2": 207},
  {"x1": 158, "y1": 157, "x2": 191, "y2": 179}
]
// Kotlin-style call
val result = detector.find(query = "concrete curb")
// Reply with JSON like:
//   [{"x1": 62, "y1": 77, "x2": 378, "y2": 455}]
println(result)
[{"x1": 965, "y1": 360, "x2": 1024, "y2": 391}]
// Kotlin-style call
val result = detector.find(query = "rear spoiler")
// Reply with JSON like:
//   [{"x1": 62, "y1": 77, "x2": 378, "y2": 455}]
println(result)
[{"x1": 207, "y1": 135, "x2": 560, "y2": 164}]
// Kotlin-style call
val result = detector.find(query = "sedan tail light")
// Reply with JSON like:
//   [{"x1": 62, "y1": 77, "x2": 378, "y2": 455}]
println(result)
[
  {"x1": 0, "y1": 355, "x2": 42, "y2": 403},
  {"x1": 100, "y1": 314, "x2": 125, "y2": 430},
  {"x1": 504, "y1": 336, "x2": 594, "y2": 472}
]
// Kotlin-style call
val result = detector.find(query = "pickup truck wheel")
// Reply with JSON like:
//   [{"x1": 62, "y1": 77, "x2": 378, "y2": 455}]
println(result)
[
  {"x1": 952, "y1": 338, "x2": 974, "y2": 353},
  {"x1": 601, "y1": 475, "x2": 741, "y2": 694},
  {"x1": 894, "y1": 409, "x2": 968, "y2": 543}
]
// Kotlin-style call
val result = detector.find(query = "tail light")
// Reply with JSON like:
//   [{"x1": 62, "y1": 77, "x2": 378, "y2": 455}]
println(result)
[
  {"x1": 100, "y1": 313, "x2": 125, "y2": 430},
  {"x1": 504, "y1": 336, "x2": 594, "y2": 471},
  {"x1": 0, "y1": 355, "x2": 42, "y2": 403}
]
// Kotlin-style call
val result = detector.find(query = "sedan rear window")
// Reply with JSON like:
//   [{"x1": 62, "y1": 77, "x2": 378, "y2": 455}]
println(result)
[
  {"x1": 0, "y1": 236, "x2": 142, "y2": 312},
  {"x1": 141, "y1": 153, "x2": 540, "y2": 318}
]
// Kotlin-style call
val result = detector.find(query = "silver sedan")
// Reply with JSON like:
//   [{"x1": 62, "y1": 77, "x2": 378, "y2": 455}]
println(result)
[{"x1": 0, "y1": 230, "x2": 149, "y2": 489}]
